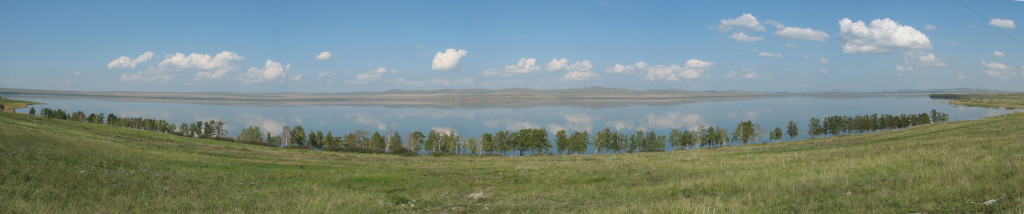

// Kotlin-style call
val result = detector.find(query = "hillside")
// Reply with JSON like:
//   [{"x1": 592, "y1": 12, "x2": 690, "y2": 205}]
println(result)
[{"x1": 1, "y1": 95, "x2": 1022, "y2": 212}]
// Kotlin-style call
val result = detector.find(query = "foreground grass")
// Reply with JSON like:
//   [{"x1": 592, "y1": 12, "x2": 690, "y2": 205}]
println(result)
[{"x1": 2, "y1": 101, "x2": 1023, "y2": 213}]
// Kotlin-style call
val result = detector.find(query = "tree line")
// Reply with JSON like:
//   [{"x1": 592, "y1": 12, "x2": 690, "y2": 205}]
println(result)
[{"x1": 21, "y1": 106, "x2": 952, "y2": 156}]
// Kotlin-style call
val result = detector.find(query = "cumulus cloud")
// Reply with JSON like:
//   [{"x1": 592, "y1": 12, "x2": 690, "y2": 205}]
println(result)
[
  {"x1": 818, "y1": 56, "x2": 830, "y2": 64},
  {"x1": 765, "y1": 21, "x2": 829, "y2": 41},
  {"x1": 989, "y1": 18, "x2": 1016, "y2": 29},
  {"x1": 315, "y1": 51, "x2": 335, "y2": 61},
  {"x1": 895, "y1": 65, "x2": 914, "y2": 72},
  {"x1": 158, "y1": 51, "x2": 245, "y2": 79},
  {"x1": 644, "y1": 59, "x2": 714, "y2": 81},
  {"x1": 350, "y1": 67, "x2": 396, "y2": 84},
  {"x1": 317, "y1": 72, "x2": 336, "y2": 77},
  {"x1": 396, "y1": 77, "x2": 474, "y2": 87},
  {"x1": 758, "y1": 52, "x2": 782, "y2": 57},
  {"x1": 431, "y1": 48, "x2": 468, "y2": 70},
  {"x1": 120, "y1": 51, "x2": 244, "y2": 82},
  {"x1": 838, "y1": 18, "x2": 932, "y2": 53},
  {"x1": 819, "y1": 69, "x2": 829, "y2": 74},
  {"x1": 902, "y1": 51, "x2": 945, "y2": 67},
  {"x1": 993, "y1": 51, "x2": 1005, "y2": 57},
  {"x1": 785, "y1": 43, "x2": 798, "y2": 48},
  {"x1": 242, "y1": 60, "x2": 290, "y2": 84},
  {"x1": 924, "y1": 24, "x2": 937, "y2": 30},
  {"x1": 981, "y1": 61, "x2": 1009, "y2": 70},
  {"x1": 718, "y1": 13, "x2": 765, "y2": 32},
  {"x1": 728, "y1": 32, "x2": 764, "y2": 42},
  {"x1": 107, "y1": 51, "x2": 155, "y2": 69},
  {"x1": 725, "y1": 68, "x2": 763, "y2": 79},
  {"x1": 504, "y1": 58, "x2": 540, "y2": 74},
  {"x1": 605, "y1": 62, "x2": 648, "y2": 74},
  {"x1": 546, "y1": 58, "x2": 596, "y2": 81},
  {"x1": 545, "y1": 58, "x2": 569, "y2": 71}
]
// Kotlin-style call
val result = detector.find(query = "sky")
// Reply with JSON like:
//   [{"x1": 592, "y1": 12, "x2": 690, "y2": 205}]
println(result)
[{"x1": 0, "y1": 0, "x2": 1022, "y2": 93}]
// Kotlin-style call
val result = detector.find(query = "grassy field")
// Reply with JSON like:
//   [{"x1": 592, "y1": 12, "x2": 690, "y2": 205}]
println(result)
[
  {"x1": 0, "y1": 98, "x2": 40, "y2": 113},
  {"x1": 1, "y1": 96, "x2": 1023, "y2": 213}
]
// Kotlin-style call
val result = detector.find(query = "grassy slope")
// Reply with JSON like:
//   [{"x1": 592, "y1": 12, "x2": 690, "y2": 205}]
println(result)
[
  {"x1": 1, "y1": 99, "x2": 1023, "y2": 213},
  {"x1": 0, "y1": 98, "x2": 40, "y2": 113}
]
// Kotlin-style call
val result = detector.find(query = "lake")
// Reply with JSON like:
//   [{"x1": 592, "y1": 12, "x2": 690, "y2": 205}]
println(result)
[{"x1": 6, "y1": 95, "x2": 1018, "y2": 153}]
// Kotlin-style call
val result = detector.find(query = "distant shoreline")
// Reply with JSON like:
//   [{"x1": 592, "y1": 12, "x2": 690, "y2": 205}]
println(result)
[{"x1": 0, "y1": 87, "x2": 1004, "y2": 108}]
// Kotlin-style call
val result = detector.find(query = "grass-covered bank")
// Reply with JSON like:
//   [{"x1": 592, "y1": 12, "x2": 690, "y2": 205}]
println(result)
[
  {"x1": 1, "y1": 97, "x2": 1023, "y2": 212},
  {"x1": 0, "y1": 98, "x2": 40, "y2": 113}
]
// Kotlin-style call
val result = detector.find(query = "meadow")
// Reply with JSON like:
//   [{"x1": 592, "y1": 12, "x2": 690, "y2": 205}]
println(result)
[{"x1": 1, "y1": 95, "x2": 1023, "y2": 213}]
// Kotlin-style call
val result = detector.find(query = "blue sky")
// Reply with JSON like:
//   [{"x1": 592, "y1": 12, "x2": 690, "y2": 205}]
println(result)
[{"x1": 0, "y1": 0, "x2": 1022, "y2": 92}]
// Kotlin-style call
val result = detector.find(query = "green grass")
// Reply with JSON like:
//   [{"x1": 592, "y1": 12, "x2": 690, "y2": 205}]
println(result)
[
  {"x1": 2, "y1": 96, "x2": 1023, "y2": 213},
  {"x1": 0, "y1": 98, "x2": 41, "y2": 113}
]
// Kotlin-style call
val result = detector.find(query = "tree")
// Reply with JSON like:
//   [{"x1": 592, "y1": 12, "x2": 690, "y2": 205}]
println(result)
[
  {"x1": 389, "y1": 131, "x2": 403, "y2": 152},
  {"x1": 555, "y1": 130, "x2": 569, "y2": 155},
  {"x1": 480, "y1": 133, "x2": 495, "y2": 155},
  {"x1": 282, "y1": 126, "x2": 292, "y2": 147},
  {"x1": 808, "y1": 117, "x2": 822, "y2": 138},
  {"x1": 237, "y1": 126, "x2": 264, "y2": 142},
  {"x1": 786, "y1": 121, "x2": 799, "y2": 140},
  {"x1": 289, "y1": 125, "x2": 306, "y2": 146},
  {"x1": 770, "y1": 127, "x2": 783, "y2": 143},
  {"x1": 28, "y1": 107, "x2": 35, "y2": 115},
  {"x1": 407, "y1": 131, "x2": 425, "y2": 153},
  {"x1": 594, "y1": 128, "x2": 613, "y2": 154},
  {"x1": 371, "y1": 132, "x2": 385, "y2": 151}
]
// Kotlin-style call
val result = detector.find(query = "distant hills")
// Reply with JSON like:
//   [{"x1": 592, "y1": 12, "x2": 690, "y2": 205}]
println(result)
[{"x1": 0, "y1": 87, "x2": 1009, "y2": 109}]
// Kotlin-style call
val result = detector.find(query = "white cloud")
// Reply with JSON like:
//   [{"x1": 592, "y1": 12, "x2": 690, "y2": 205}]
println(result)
[
  {"x1": 728, "y1": 32, "x2": 764, "y2": 42},
  {"x1": 107, "y1": 51, "x2": 155, "y2": 69},
  {"x1": 315, "y1": 51, "x2": 335, "y2": 61},
  {"x1": 981, "y1": 61, "x2": 1009, "y2": 70},
  {"x1": 397, "y1": 77, "x2": 474, "y2": 87},
  {"x1": 838, "y1": 18, "x2": 932, "y2": 53},
  {"x1": 157, "y1": 51, "x2": 244, "y2": 79},
  {"x1": 242, "y1": 60, "x2": 290, "y2": 84},
  {"x1": 725, "y1": 68, "x2": 762, "y2": 79},
  {"x1": 758, "y1": 52, "x2": 782, "y2": 57},
  {"x1": 894, "y1": 51, "x2": 947, "y2": 72},
  {"x1": 431, "y1": 48, "x2": 468, "y2": 70},
  {"x1": 819, "y1": 69, "x2": 829, "y2": 74},
  {"x1": 504, "y1": 58, "x2": 540, "y2": 74},
  {"x1": 818, "y1": 56, "x2": 830, "y2": 64},
  {"x1": 545, "y1": 58, "x2": 569, "y2": 71},
  {"x1": 718, "y1": 13, "x2": 765, "y2": 32},
  {"x1": 317, "y1": 72, "x2": 335, "y2": 77},
  {"x1": 993, "y1": 51, "x2": 1005, "y2": 57},
  {"x1": 989, "y1": 18, "x2": 1016, "y2": 29},
  {"x1": 605, "y1": 62, "x2": 647, "y2": 74},
  {"x1": 646, "y1": 59, "x2": 714, "y2": 81},
  {"x1": 924, "y1": 24, "x2": 937, "y2": 30},
  {"x1": 958, "y1": 72, "x2": 976, "y2": 80},
  {"x1": 986, "y1": 70, "x2": 1019, "y2": 79},
  {"x1": 546, "y1": 58, "x2": 596, "y2": 81},
  {"x1": 785, "y1": 43, "x2": 798, "y2": 48},
  {"x1": 895, "y1": 65, "x2": 914, "y2": 72},
  {"x1": 563, "y1": 70, "x2": 595, "y2": 81},
  {"x1": 292, "y1": 74, "x2": 302, "y2": 81},
  {"x1": 606, "y1": 59, "x2": 712, "y2": 81},
  {"x1": 73, "y1": 71, "x2": 82, "y2": 76},
  {"x1": 766, "y1": 21, "x2": 829, "y2": 41},
  {"x1": 120, "y1": 71, "x2": 171, "y2": 82},
  {"x1": 350, "y1": 67, "x2": 396, "y2": 84}
]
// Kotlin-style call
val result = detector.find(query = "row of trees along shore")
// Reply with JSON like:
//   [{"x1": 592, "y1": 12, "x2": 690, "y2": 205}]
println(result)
[{"x1": 21, "y1": 106, "x2": 949, "y2": 156}]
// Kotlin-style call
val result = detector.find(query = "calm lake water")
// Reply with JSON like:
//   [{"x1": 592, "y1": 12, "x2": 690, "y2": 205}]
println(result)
[{"x1": 6, "y1": 95, "x2": 1018, "y2": 153}]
